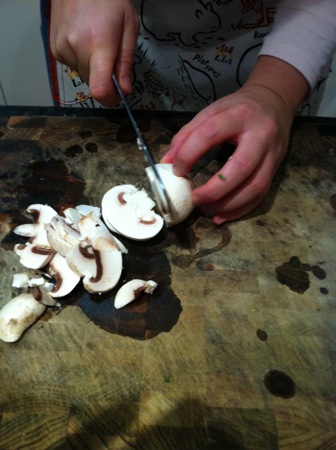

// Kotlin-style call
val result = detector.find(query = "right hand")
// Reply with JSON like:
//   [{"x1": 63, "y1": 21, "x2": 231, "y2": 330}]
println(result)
[{"x1": 49, "y1": 0, "x2": 140, "y2": 106}]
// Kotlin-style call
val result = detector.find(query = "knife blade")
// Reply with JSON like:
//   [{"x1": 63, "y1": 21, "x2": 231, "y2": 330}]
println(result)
[{"x1": 112, "y1": 74, "x2": 175, "y2": 222}]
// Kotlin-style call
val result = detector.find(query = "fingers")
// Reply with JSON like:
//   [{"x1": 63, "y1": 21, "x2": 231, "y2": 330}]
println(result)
[
  {"x1": 192, "y1": 132, "x2": 271, "y2": 205},
  {"x1": 197, "y1": 152, "x2": 278, "y2": 224},
  {"x1": 212, "y1": 197, "x2": 263, "y2": 225},
  {"x1": 165, "y1": 111, "x2": 243, "y2": 177},
  {"x1": 88, "y1": 48, "x2": 119, "y2": 106},
  {"x1": 115, "y1": 11, "x2": 140, "y2": 93},
  {"x1": 49, "y1": 0, "x2": 139, "y2": 107},
  {"x1": 89, "y1": 9, "x2": 140, "y2": 106}
]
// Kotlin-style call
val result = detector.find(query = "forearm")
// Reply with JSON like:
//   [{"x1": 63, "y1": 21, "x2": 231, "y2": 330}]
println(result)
[{"x1": 259, "y1": 0, "x2": 336, "y2": 90}]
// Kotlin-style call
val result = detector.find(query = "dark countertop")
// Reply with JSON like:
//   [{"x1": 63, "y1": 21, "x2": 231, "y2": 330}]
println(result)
[{"x1": 0, "y1": 106, "x2": 335, "y2": 449}]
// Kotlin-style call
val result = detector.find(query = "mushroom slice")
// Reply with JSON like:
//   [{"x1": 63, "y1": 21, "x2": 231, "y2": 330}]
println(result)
[
  {"x1": 45, "y1": 215, "x2": 81, "y2": 256},
  {"x1": 12, "y1": 272, "x2": 30, "y2": 289},
  {"x1": 76, "y1": 204, "x2": 101, "y2": 218},
  {"x1": 62, "y1": 205, "x2": 101, "y2": 227},
  {"x1": 14, "y1": 204, "x2": 57, "y2": 269},
  {"x1": 102, "y1": 184, "x2": 164, "y2": 240},
  {"x1": 12, "y1": 271, "x2": 53, "y2": 293},
  {"x1": 66, "y1": 212, "x2": 123, "y2": 294},
  {"x1": 114, "y1": 279, "x2": 158, "y2": 309},
  {"x1": 30, "y1": 285, "x2": 57, "y2": 307},
  {"x1": 0, "y1": 293, "x2": 47, "y2": 343},
  {"x1": 145, "y1": 163, "x2": 194, "y2": 227},
  {"x1": 62, "y1": 207, "x2": 81, "y2": 229},
  {"x1": 47, "y1": 253, "x2": 81, "y2": 298}
]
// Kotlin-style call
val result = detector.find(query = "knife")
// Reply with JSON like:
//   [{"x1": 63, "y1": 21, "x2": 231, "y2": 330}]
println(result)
[{"x1": 112, "y1": 74, "x2": 175, "y2": 222}]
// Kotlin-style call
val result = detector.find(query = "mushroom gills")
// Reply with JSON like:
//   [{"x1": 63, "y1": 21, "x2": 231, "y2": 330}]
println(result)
[
  {"x1": 14, "y1": 204, "x2": 58, "y2": 269},
  {"x1": 102, "y1": 185, "x2": 163, "y2": 240}
]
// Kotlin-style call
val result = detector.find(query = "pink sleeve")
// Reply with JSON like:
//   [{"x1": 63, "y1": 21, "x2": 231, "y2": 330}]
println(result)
[{"x1": 259, "y1": 0, "x2": 336, "y2": 88}]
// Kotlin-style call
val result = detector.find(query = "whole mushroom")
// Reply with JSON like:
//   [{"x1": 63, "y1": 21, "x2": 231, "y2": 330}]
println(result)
[{"x1": 145, "y1": 163, "x2": 194, "y2": 227}]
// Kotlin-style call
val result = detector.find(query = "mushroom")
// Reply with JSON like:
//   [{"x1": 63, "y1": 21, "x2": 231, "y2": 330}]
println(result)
[
  {"x1": 45, "y1": 214, "x2": 81, "y2": 256},
  {"x1": 66, "y1": 212, "x2": 123, "y2": 294},
  {"x1": 12, "y1": 271, "x2": 54, "y2": 292},
  {"x1": 114, "y1": 279, "x2": 158, "y2": 309},
  {"x1": 12, "y1": 272, "x2": 30, "y2": 289},
  {"x1": 145, "y1": 163, "x2": 194, "y2": 227},
  {"x1": 47, "y1": 253, "x2": 81, "y2": 298},
  {"x1": 14, "y1": 204, "x2": 57, "y2": 269},
  {"x1": 76, "y1": 204, "x2": 101, "y2": 218},
  {"x1": 0, "y1": 290, "x2": 55, "y2": 343},
  {"x1": 101, "y1": 184, "x2": 164, "y2": 240}
]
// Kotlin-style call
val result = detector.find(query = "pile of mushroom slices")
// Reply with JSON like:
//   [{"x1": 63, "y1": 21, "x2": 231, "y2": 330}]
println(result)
[{"x1": 0, "y1": 163, "x2": 195, "y2": 343}]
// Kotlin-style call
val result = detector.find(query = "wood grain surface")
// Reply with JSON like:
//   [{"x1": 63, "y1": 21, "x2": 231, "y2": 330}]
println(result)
[{"x1": 0, "y1": 108, "x2": 335, "y2": 449}]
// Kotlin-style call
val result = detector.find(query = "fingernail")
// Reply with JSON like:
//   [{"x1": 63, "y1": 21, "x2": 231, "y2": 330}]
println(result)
[
  {"x1": 173, "y1": 164, "x2": 184, "y2": 177},
  {"x1": 212, "y1": 215, "x2": 226, "y2": 225},
  {"x1": 160, "y1": 152, "x2": 172, "y2": 164}
]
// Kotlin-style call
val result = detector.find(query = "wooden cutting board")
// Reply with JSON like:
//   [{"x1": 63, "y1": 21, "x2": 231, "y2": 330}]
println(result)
[{"x1": 0, "y1": 108, "x2": 335, "y2": 449}]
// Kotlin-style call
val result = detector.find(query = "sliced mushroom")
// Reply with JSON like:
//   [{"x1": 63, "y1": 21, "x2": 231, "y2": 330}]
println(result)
[
  {"x1": 12, "y1": 272, "x2": 30, "y2": 289},
  {"x1": 45, "y1": 214, "x2": 81, "y2": 256},
  {"x1": 14, "y1": 204, "x2": 57, "y2": 269},
  {"x1": 102, "y1": 184, "x2": 164, "y2": 240},
  {"x1": 61, "y1": 207, "x2": 81, "y2": 231},
  {"x1": 0, "y1": 293, "x2": 47, "y2": 342},
  {"x1": 47, "y1": 253, "x2": 81, "y2": 298},
  {"x1": 114, "y1": 279, "x2": 158, "y2": 309},
  {"x1": 66, "y1": 212, "x2": 123, "y2": 294},
  {"x1": 12, "y1": 271, "x2": 54, "y2": 292},
  {"x1": 145, "y1": 163, "x2": 194, "y2": 227},
  {"x1": 76, "y1": 204, "x2": 101, "y2": 218},
  {"x1": 29, "y1": 285, "x2": 57, "y2": 307}
]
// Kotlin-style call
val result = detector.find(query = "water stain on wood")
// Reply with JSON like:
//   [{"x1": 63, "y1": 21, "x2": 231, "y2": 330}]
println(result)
[
  {"x1": 172, "y1": 223, "x2": 232, "y2": 269},
  {"x1": 256, "y1": 329, "x2": 268, "y2": 341},
  {"x1": 76, "y1": 248, "x2": 181, "y2": 340},
  {"x1": 275, "y1": 256, "x2": 327, "y2": 294},
  {"x1": 312, "y1": 265, "x2": 326, "y2": 280},
  {"x1": 264, "y1": 370, "x2": 296, "y2": 398},
  {"x1": 329, "y1": 194, "x2": 336, "y2": 211},
  {"x1": 80, "y1": 130, "x2": 93, "y2": 139},
  {"x1": 85, "y1": 142, "x2": 98, "y2": 153},
  {"x1": 64, "y1": 144, "x2": 84, "y2": 158},
  {"x1": 20, "y1": 158, "x2": 87, "y2": 211},
  {"x1": 276, "y1": 257, "x2": 310, "y2": 294}
]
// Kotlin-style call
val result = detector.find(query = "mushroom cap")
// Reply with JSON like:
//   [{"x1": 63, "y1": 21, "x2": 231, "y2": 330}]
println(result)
[
  {"x1": 145, "y1": 163, "x2": 194, "y2": 227},
  {"x1": 0, "y1": 293, "x2": 47, "y2": 342},
  {"x1": 114, "y1": 279, "x2": 158, "y2": 309},
  {"x1": 102, "y1": 184, "x2": 164, "y2": 240}
]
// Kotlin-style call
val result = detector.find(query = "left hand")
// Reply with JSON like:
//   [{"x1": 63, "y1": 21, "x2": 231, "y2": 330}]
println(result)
[{"x1": 162, "y1": 58, "x2": 307, "y2": 224}]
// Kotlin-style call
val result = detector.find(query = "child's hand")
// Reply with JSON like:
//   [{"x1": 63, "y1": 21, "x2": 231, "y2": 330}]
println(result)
[
  {"x1": 50, "y1": 0, "x2": 139, "y2": 106},
  {"x1": 162, "y1": 57, "x2": 309, "y2": 224}
]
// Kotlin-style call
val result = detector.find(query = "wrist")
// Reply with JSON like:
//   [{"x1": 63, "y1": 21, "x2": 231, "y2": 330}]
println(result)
[{"x1": 244, "y1": 55, "x2": 310, "y2": 118}]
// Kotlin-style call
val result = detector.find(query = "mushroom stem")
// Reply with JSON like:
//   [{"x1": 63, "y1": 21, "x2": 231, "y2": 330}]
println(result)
[{"x1": 0, "y1": 293, "x2": 47, "y2": 343}]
